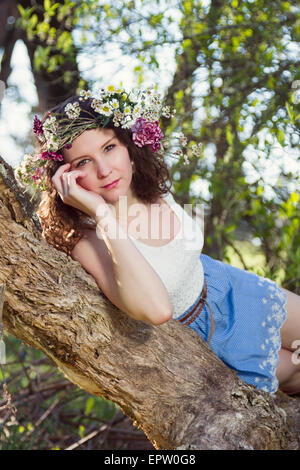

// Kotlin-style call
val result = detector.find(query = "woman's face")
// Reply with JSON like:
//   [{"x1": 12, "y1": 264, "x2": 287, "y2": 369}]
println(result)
[{"x1": 63, "y1": 127, "x2": 135, "y2": 204}]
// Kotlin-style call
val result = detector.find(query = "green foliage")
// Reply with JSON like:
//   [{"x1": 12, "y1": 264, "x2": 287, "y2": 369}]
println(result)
[
  {"x1": 33, "y1": 46, "x2": 52, "y2": 72},
  {"x1": 0, "y1": 423, "x2": 37, "y2": 450},
  {"x1": 286, "y1": 101, "x2": 300, "y2": 125},
  {"x1": 0, "y1": 335, "x2": 122, "y2": 450},
  {"x1": 16, "y1": 0, "x2": 78, "y2": 84}
]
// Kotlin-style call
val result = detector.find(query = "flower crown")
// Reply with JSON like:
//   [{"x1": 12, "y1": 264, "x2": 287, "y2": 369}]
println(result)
[{"x1": 14, "y1": 85, "x2": 203, "y2": 194}]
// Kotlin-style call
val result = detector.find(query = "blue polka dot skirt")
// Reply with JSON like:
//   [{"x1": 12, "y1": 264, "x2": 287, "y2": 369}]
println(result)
[{"x1": 176, "y1": 254, "x2": 288, "y2": 394}]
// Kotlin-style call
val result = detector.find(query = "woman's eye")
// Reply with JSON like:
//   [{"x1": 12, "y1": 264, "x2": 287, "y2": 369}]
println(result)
[
  {"x1": 75, "y1": 144, "x2": 115, "y2": 167},
  {"x1": 76, "y1": 159, "x2": 89, "y2": 167},
  {"x1": 104, "y1": 144, "x2": 115, "y2": 152}
]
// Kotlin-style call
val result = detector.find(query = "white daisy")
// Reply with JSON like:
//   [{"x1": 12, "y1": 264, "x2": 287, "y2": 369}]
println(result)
[{"x1": 110, "y1": 99, "x2": 119, "y2": 110}]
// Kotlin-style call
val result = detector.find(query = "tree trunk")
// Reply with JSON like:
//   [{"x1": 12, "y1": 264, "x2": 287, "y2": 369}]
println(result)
[{"x1": 0, "y1": 154, "x2": 300, "y2": 450}]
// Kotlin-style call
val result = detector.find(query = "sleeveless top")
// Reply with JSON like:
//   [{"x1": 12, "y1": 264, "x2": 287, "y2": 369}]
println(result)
[{"x1": 127, "y1": 192, "x2": 204, "y2": 318}]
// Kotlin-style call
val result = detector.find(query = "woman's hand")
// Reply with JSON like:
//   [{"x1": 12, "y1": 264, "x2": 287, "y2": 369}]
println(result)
[{"x1": 51, "y1": 163, "x2": 109, "y2": 219}]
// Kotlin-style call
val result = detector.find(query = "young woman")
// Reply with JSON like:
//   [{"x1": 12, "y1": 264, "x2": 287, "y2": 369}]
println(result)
[{"x1": 15, "y1": 87, "x2": 300, "y2": 396}]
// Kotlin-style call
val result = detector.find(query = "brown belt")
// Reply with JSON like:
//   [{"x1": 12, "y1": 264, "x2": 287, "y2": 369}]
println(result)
[{"x1": 179, "y1": 278, "x2": 215, "y2": 345}]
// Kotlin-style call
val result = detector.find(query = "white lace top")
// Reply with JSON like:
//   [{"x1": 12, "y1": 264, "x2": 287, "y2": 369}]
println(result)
[{"x1": 127, "y1": 191, "x2": 204, "y2": 318}]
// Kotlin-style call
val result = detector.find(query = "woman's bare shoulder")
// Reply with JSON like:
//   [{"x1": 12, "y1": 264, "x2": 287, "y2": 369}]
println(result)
[
  {"x1": 70, "y1": 227, "x2": 130, "y2": 313},
  {"x1": 71, "y1": 227, "x2": 106, "y2": 260}
]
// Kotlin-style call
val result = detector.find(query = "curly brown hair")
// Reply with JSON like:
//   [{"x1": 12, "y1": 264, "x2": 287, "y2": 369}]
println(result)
[{"x1": 36, "y1": 95, "x2": 172, "y2": 257}]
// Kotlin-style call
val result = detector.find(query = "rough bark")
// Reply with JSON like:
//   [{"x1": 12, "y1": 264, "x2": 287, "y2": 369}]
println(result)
[{"x1": 0, "y1": 154, "x2": 299, "y2": 450}]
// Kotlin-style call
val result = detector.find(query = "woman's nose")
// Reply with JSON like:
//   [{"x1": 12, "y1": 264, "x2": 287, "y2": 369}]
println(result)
[{"x1": 96, "y1": 160, "x2": 112, "y2": 178}]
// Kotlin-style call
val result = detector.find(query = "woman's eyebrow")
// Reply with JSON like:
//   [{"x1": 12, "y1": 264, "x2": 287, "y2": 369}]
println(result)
[{"x1": 69, "y1": 137, "x2": 115, "y2": 163}]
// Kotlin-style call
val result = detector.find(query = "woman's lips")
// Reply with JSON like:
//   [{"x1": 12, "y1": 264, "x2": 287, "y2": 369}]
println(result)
[{"x1": 102, "y1": 178, "x2": 120, "y2": 189}]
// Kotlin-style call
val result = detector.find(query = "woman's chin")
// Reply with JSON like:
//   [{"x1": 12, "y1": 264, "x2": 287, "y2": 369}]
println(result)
[{"x1": 101, "y1": 189, "x2": 122, "y2": 203}]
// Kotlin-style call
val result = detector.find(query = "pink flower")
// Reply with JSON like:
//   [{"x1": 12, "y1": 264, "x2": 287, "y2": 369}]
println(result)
[
  {"x1": 33, "y1": 115, "x2": 43, "y2": 135},
  {"x1": 40, "y1": 151, "x2": 63, "y2": 161},
  {"x1": 32, "y1": 167, "x2": 42, "y2": 183},
  {"x1": 32, "y1": 166, "x2": 47, "y2": 184},
  {"x1": 131, "y1": 118, "x2": 163, "y2": 153}
]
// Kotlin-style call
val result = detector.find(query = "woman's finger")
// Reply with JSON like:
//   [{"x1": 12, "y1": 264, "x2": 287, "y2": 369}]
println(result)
[
  {"x1": 67, "y1": 170, "x2": 87, "y2": 186},
  {"x1": 61, "y1": 172, "x2": 68, "y2": 194},
  {"x1": 61, "y1": 164, "x2": 79, "y2": 194},
  {"x1": 52, "y1": 163, "x2": 70, "y2": 182},
  {"x1": 52, "y1": 163, "x2": 70, "y2": 194},
  {"x1": 63, "y1": 169, "x2": 87, "y2": 194}
]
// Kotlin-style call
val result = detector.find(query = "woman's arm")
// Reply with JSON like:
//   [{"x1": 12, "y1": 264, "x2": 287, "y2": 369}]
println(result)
[{"x1": 95, "y1": 209, "x2": 173, "y2": 325}]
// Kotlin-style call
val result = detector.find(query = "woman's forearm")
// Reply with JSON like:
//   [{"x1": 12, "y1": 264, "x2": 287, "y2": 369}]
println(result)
[{"x1": 95, "y1": 209, "x2": 174, "y2": 325}]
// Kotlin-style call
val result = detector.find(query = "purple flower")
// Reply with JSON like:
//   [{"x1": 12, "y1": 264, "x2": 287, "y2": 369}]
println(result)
[
  {"x1": 33, "y1": 115, "x2": 43, "y2": 135},
  {"x1": 40, "y1": 151, "x2": 63, "y2": 161},
  {"x1": 64, "y1": 143, "x2": 72, "y2": 149},
  {"x1": 131, "y1": 118, "x2": 163, "y2": 153}
]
